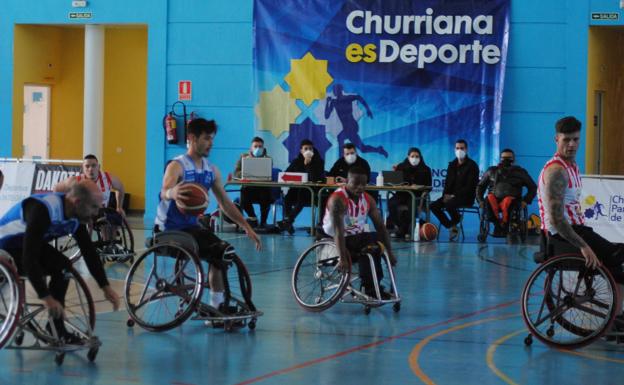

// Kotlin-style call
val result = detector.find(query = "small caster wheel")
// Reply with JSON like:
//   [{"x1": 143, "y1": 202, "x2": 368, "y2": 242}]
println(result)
[
  {"x1": 524, "y1": 334, "x2": 533, "y2": 346},
  {"x1": 364, "y1": 306, "x2": 371, "y2": 315},
  {"x1": 87, "y1": 347, "x2": 99, "y2": 362},
  {"x1": 55, "y1": 352, "x2": 65, "y2": 366},
  {"x1": 14, "y1": 331, "x2": 24, "y2": 346},
  {"x1": 248, "y1": 319, "x2": 256, "y2": 330},
  {"x1": 126, "y1": 318, "x2": 135, "y2": 327},
  {"x1": 393, "y1": 302, "x2": 401, "y2": 313},
  {"x1": 547, "y1": 327, "x2": 555, "y2": 337}
]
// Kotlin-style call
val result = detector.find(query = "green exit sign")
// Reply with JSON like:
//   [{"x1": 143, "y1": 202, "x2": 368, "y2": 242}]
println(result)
[
  {"x1": 591, "y1": 12, "x2": 619, "y2": 20},
  {"x1": 69, "y1": 12, "x2": 92, "y2": 19}
]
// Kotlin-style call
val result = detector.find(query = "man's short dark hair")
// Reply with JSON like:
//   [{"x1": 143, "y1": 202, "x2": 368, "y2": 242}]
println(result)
[
  {"x1": 300, "y1": 139, "x2": 313, "y2": 148},
  {"x1": 500, "y1": 148, "x2": 514, "y2": 156},
  {"x1": 84, "y1": 154, "x2": 99, "y2": 162},
  {"x1": 348, "y1": 166, "x2": 368, "y2": 178},
  {"x1": 343, "y1": 143, "x2": 356, "y2": 150},
  {"x1": 251, "y1": 136, "x2": 264, "y2": 144},
  {"x1": 188, "y1": 118, "x2": 217, "y2": 137},
  {"x1": 456, "y1": 139, "x2": 468, "y2": 148},
  {"x1": 555, "y1": 116, "x2": 581, "y2": 134}
]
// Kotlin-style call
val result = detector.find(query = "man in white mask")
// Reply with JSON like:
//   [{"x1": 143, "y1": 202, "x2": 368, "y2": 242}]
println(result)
[
  {"x1": 327, "y1": 143, "x2": 372, "y2": 184},
  {"x1": 430, "y1": 139, "x2": 479, "y2": 241}
]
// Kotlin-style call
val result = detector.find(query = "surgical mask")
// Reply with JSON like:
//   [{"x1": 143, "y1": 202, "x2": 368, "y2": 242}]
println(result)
[
  {"x1": 252, "y1": 147, "x2": 263, "y2": 157},
  {"x1": 455, "y1": 149, "x2": 466, "y2": 160},
  {"x1": 408, "y1": 156, "x2": 420, "y2": 166},
  {"x1": 344, "y1": 154, "x2": 357, "y2": 165},
  {"x1": 303, "y1": 150, "x2": 314, "y2": 159}
]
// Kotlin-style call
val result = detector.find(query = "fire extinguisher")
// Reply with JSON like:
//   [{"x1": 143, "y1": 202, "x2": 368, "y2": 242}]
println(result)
[{"x1": 164, "y1": 112, "x2": 177, "y2": 144}]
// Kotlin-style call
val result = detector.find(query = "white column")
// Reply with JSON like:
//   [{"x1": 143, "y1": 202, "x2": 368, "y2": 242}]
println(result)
[{"x1": 83, "y1": 25, "x2": 105, "y2": 159}]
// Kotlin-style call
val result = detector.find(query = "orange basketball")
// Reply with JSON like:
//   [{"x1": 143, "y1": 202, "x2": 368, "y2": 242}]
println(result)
[
  {"x1": 419, "y1": 222, "x2": 438, "y2": 241},
  {"x1": 175, "y1": 182, "x2": 209, "y2": 216}
]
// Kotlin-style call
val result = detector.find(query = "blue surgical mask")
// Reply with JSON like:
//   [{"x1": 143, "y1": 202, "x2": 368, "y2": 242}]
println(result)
[{"x1": 252, "y1": 147, "x2": 263, "y2": 157}]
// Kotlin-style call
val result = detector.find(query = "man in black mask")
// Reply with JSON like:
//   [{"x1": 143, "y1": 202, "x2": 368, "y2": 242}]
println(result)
[{"x1": 476, "y1": 148, "x2": 537, "y2": 235}]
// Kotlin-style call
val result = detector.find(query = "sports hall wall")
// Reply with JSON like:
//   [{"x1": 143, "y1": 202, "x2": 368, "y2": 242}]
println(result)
[{"x1": 1, "y1": 0, "x2": 623, "y2": 221}]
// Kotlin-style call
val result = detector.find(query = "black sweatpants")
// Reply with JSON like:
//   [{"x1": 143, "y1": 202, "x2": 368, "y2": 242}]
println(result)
[{"x1": 345, "y1": 232, "x2": 384, "y2": 290}]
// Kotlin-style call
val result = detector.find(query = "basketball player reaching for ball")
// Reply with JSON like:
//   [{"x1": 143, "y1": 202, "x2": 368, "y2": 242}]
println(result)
[
  {"x1": 322, "y1": 167, "x2": 396, "y2": 298},
  {"x1": 156, "y1": 118, "x2": 261, "y2": 311}
]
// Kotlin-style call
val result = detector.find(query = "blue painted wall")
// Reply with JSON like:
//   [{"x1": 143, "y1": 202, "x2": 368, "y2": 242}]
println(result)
[{"x1": 3, "y1": 0, "x2": 624, "y2": 221}]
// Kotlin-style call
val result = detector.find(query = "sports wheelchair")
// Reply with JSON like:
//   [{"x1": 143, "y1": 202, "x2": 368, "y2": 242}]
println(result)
[
  {"x1": 56, "y1": 208, "x2": 135, "y2": 264},
  {"x1": 521, "y1": 234, "x2": 624, "y2": 349},
  {"x1": 124, "y1": 230, "x2": 262, "y2": 332},
  {"x1": 291, "y1": 239, "x2": 401, "y2": 314},
  {"x1": 0, "y1": 250, "x2": 100, "y2": 365},
  {"x1": 477, "y1": 200, "x2": 528, "y2": 243}
]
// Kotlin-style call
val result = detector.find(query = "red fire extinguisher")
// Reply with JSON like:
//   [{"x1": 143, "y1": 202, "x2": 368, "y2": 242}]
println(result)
[{"x1": 164, "y1": 112, "x2": 177, "y2": 144}]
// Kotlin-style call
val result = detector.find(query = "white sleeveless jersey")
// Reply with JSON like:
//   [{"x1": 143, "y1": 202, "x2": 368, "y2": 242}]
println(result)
[
  {"x1": 78, "y1": 171, "x2": 113, "y2": 207},
  {"x1": 537, "y1": 153, "x2": 584, "y2": 234},
  {"x1": 322, "y1": 187, "x2": 371, "y2": 236}
]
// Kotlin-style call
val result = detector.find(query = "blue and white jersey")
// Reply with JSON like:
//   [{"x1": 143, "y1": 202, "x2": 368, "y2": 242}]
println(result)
[
  {"x1": 0, "y1": 193, "x2": 79, "y2": 249},
  {"x1": 155, "y1": 154, "x2": 215, "y2": 230}
]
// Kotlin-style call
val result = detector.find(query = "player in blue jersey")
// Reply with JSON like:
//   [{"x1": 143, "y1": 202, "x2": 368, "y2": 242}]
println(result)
[{"x1": 155, "y1": 118, "x2": 262, "y2": 310}]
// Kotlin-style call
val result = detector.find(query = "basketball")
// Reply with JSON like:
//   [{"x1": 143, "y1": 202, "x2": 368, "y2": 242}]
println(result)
[
  {"x1": 175, "y1": 182, "x2": 209, "y2": 216},
  {"x1": 419, "y1": 222, "x2": 438, "y2": 241}
]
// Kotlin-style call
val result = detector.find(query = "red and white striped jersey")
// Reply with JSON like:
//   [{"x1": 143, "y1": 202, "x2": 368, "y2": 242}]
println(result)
[
  {"x1": 77, "y1": 171, "x2": 113, "y2": 207},
  {"x1": 322, "y1": 187, "x2": 371, "y2": 236},
  {"x1": 537, "y1": 153, "x2": 583, "y2": 234}
]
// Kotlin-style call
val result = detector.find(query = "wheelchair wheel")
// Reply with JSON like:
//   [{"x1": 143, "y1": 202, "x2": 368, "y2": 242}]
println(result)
[
  {"x1": 0, "y1": 253, "x2": 22, "y2": 348},
  {"x1": 223, "y1": 254, "x2": 255, "y2": 311},
  {"x1": 55, "y1": 235, "x2": 82, "y2": 264},
  {"x1": 23, "y1": 265, "x2": 96, "y2": 345},
  {"x1": 124, "y1": 243, "x2": 203, "y2": 331},
  {"x1": 521, "y1": 255, "x2": 618, "y2": 349},
  {"x1": 518, "y1": 208, "x2": 528, "y2": 243},
  {"x1": 94, "y1": 216, "x2": 135, "y2": 263},
  {"x1": 291, "y1": 241, "x2": 350, "y2": 312}
]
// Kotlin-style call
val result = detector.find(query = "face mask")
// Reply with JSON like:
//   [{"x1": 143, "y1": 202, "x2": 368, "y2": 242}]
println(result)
[
  {"x1": 455, "y1": 149, "x2": 466, "y2": 160},
  {"x1": 303, "y1": 150, "x2": 314, "y2": 159},
  {"x1": 344, "y1": 154, "x2": 357, "y2": 165},
  {"x1": 408, "y1": 156, "x2": 420, "y2": 166},
  {"x1": 500, "y1": 158, "x2": 513, "y2": 168},
  {"x1": 252, "y1": 147, "x2": 263, "y2": 157}
]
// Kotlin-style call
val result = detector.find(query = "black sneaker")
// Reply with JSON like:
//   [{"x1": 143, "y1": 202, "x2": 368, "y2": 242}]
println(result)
[{"x1": 45, "y1": 321, "x2": 85, "y2": 345}]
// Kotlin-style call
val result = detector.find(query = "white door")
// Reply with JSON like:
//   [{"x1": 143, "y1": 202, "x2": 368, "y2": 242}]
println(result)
[{"x1": 23, "y1": 85, "x2": 51, "y2": 159}]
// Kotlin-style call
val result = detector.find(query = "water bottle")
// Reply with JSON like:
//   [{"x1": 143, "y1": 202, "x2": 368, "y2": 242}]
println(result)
[
  {"x1": 413, "y1": 220, "x2": 420, "y2": 242},
  {"x1": 376, "y1": 172, "x2": 384, "y2": 187}
]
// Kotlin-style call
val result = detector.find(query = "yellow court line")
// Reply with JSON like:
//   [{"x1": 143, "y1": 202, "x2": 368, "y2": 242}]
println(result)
[
  {"x1": 408, "y1": 314, "x2": 517, "y2": 385},
  {"x1": 486, "y1": 329, "x2": 525, "y2": 385}
]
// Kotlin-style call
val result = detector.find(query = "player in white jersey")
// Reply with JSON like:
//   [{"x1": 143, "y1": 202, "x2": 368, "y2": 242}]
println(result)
[
  {"x1": 323, "y1": 167, "x2": 396, "y2": 297},
  {"x1": 537, "y1": 116, "x2": 623, "y2": 280}
]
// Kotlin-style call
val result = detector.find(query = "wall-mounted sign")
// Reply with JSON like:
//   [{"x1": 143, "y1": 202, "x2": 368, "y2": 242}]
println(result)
[
  {"x1": 69, "y1": 12, "x2": 92, "y2": 19},
  {"x1": 591, "y1": 12, "x2": 619, "y2": 20}
]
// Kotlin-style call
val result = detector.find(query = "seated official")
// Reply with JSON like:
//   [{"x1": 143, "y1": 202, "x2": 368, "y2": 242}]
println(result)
[
  {"x1": 322, "y1": 167, "x2": 396, "y2": 297},
  {"x1": 476, "y1": 148, "x2": 537, "y2": 236},
  {"x1": 278, "y1": 139, "x2": 325, "y2": 235},
  {"x1": 430, "y1": 139, "x2": 479, "y2": 241},
  {"x1": 234, "y1": 137, "x2": 275, "y2": 228},
  {"x1": 387, "y1": 147, "x2": 432, "y2": 238}
]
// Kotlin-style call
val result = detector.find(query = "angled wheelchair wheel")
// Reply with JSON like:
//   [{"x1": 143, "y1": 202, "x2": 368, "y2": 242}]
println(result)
[
  {"x1": 94, "y1": 215, "x2": 135, "y2": 263},
  {"x1": 291, "y1": 241, "x2": 350, "y2": 312},
  {"x1": 223, "y1": 255, "x2": 254, "y2": 311},
  {"x1": 0, "y1": 253, "x2": 22, "y2": 348},
  {"x1": 124, "y1": 244, "x2": 203, "y2": 331},
  {"x1": 521, "y1": 255, "x2": 618, "y2": 349},
  {"x1": 55, "y1": 235, "x2": 82, "y2": 264},
  {"x1": 22, "y1": 265, "x2": 96, "y2": 345}
]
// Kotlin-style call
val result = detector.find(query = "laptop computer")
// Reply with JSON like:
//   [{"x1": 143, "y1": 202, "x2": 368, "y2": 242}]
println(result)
[
  {"x1": 241, "y1": 157, "x2": 272, "y2": 180},
  {"x1": 382, "y1": 170, "x2": 404, "y2": 186}
]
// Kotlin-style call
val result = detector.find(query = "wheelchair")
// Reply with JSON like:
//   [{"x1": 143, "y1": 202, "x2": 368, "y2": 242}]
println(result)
[
  {"x1": 291, "y1": 239, "x2": 401, "y2": 314},
  {"x1": 55, "y1": 208, "x2": 135, "y2": 264},
  {"x1": 0, "y1": 250, "x2": 100, "y2": 365},
  {"x1": 124, "y1": 230, "x2": 262, "y2": 332},
  {"x1": 477, "y1": 199, "x2": 528, "y2": 243},
  {"x1": 521, "y1": 234, "x2": 624, "y2": 349}
]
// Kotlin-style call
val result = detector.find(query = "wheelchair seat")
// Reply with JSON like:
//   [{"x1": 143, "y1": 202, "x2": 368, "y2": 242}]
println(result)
[
  {"x1": 533, "y1": 232, "x2": 582, "y2": 263},
  {"x1": 151, "y1": 230, "x2": 200, "y2": 255}
]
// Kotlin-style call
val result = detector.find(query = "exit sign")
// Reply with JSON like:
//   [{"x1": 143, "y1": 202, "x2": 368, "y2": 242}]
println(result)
[
  {"x1": 591, "y1": 12, "x2": 619, "y2": 20},
  {"x1": 69, "y1": 12, "x2": 92, "y2": 19}
]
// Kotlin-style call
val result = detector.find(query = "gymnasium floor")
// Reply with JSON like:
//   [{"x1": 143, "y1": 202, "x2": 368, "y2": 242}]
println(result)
[{"x1": 1, "y1": 221, "x2": 623, "y2": 385}]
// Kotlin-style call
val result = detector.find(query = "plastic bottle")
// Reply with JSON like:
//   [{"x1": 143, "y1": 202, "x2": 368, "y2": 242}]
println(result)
[
  {"x1": 413, "y1": 220, "x2": 420, "y2": 242},
  {"x1": 376, "y1": 172, "x2": 384, "y2": 187}
]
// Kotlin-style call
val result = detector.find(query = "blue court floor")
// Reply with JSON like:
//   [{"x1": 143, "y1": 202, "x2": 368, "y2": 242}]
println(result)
[{"x1": 1, "y1": 225, "x2": 623, "y2": 385}]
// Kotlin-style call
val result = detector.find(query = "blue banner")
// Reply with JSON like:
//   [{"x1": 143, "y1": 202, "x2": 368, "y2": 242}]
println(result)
[{"x1": 254, "y1": 0, "x2": 509, "y2": 196}]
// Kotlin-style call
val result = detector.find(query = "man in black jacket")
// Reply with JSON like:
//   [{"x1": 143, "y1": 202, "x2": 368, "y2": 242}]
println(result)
[
  {"x1": 278, "y1": 139, "x2": 325, "y2": 234},
  {"x1": 327, "y1": 143, "x2": 371, "y2": 183},
  {"x1": 476, "y1": 148, "x2": 537, "y2": 235},
  {"x1": 430, "y1": 139, "x2": 479, "y2": 241}
]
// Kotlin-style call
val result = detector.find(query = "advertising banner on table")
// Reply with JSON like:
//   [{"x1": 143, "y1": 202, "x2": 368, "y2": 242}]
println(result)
[
  {"x1": 581, "y1": 176, "x2": 624, "y2": 242},
  {"x1": 254, "y1": 0, "x2": 509, "y2": 197},
  {"x1": 0, "y1": 162, "x2": 36, "y2": 216}
]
